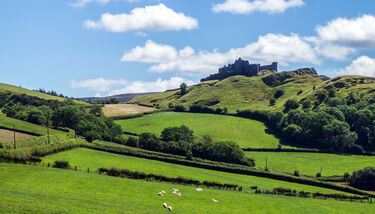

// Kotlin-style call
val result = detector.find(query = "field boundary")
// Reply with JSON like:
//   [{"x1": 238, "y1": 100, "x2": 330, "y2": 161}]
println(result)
[
  {"x1": 84, "y1": 143, "x2": 375, "y2": 197},
  {"x1": 0, "y1": 126, "x2": 42, "y2": 137}
]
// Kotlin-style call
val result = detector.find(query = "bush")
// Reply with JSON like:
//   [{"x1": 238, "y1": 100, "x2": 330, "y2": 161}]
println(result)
[
  {"x1": 350, "y1": 167, "x2": 375, "y2": 191},
  {"x1": 126, "y1": 137, "x2": 139, "y2": 148},
  {"x1": 284, "y1": 99, "x2": 300, "y2": 112},
  {"x1": 316, "y1": 172, "x2": 321, "y2": 178},
  {"x1": 53, "y1": 160, "x2": 70, "y2": 169},
  {"x1": 274, "y1": 90, "x2": 285, "y2": 99},
  {"x1": 161, "y1": 125, "x2": 194, "y2": 144},
  {"x1": 297, "y1": 90, "x2": 303, "y2": 95},
  {"x1": 174, "y1": 105, "x2": 187, "y2": 112},
  {"x1": 269, "y1": 98, "x2": 276, "y2": 106},
  {"x1": 294, "y1": 169, "x2": 300, "y2": 177}
]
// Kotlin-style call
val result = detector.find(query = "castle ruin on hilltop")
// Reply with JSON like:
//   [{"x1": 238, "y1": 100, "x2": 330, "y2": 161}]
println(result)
[{"x1": 201, "y1": 58, "x2": 278, "y2": 82}]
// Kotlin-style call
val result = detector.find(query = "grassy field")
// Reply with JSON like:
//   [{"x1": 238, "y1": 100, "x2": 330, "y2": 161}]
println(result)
[
  {"x1": 102, "y1": 104, "x2": 155, "y2": 117},
  {"x1": 1, "y1": 163, "x2": 373, "y2": 214},
  {"x1": 0, "y1": 128, "x2": 33, "y2": 142},
  {"x1": 246, "y1": 152, "x2": 375, "y2": 176},
  {"x1": 0, "y1": 115, "x2": 70, "y2": 137},
  {"x1": 130, "y1": 74, "x2": 326, "y2": 112},
  {"x1": 115, "y1": 112, "x2": 283, "y2": 148},
  {"x1": 0, "y1": 83, "x2": 86, "y2": 104},
  {"x1": 43, "y1": 148, "x2": 351, "y2": 194}
]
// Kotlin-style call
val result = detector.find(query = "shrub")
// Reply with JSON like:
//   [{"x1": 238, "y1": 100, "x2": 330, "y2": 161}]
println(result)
[
  {"x1": 269, "y1": 98, "x2": 276, "y2": 106},
  {"x1": 174, "y1": 105, "x2": 187, "y2": 112},
  {"x1": 274, "y1": 90, "x2": 284, "y2": 99},
  {"x1": 297, "y1": 90, "x2": 303, "y2": 95},
  {"x1": 350, "y1": 167, "x2": 375, "y2": 191},
  {"x1": 294, "y1": 169, "x2": 300, "y2": 177},
  {"x1": 161, "y1": 125, "x2": 194, "y2": 144},
  {"x1": 126, "y1": 137, "x2": 139, "y2": 148},
  {"x1": 53, "y1": 160, "x2": 70, "y2": 169},
  {"x1": 316, "y1": 172, "x2": 321, "y2": 178},
  {"x1": 284, "y1": 99, "x2": 300, "y2": 112}
]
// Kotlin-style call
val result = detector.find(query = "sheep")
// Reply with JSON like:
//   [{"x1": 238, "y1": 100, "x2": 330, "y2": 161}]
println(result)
[
  {"x1": 172, "y1": 190, "x2": 177, "y2": 195},
  {"x1": 176, "y1": 192, "x2": 181, "y2": 197},
  {"x1": 212, "y1": 198, "x2": 219, "y2": 203},
  {"x1": 195, "y1": 188, "x2": 203, "y2": 192},
  {"x1": 162, "y1": 203, "x2": 168, "y2": 208},
  {"x1": 167, "y1": 206, "x2": 173, "y2": 212},
  {"x1": 173, "y1": 188, "x2": 179, "y2": 192},
  {"x1": 161, "y1": 190, "x2": 166, "y2": 194},
  {"x1": 158, "y1": 192, "x2": 164, "y2": 197}
]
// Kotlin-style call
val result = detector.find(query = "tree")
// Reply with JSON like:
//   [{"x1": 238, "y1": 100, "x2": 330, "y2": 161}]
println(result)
[
  {"x1": 350, "y1": 167, "x2": 375, "y2": 191},
  {"x1": 89, "y1": 105, "x2": 103, "y2": 116},
  {"x1": 109, "y1": 98, "x2": 119, "y2": 104},
  {"x1": 274, "y1": 89, "x2": 284, "y2": 99},
  {"x1": 180, "y1": 83, "x2": 187, "y2": 95},
  {"x1": 283, "y1": 99, "x2": 299, "y2": 113},
  {"x1": 27, "y1": 109, "x2": 47, "y2": 125},
  {"x1": 161, "y1": 125, "x2": 194, "y2": 144}
]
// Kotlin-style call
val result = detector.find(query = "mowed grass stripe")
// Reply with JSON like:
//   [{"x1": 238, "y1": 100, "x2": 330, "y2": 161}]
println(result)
[
  {"x1": 1, "y1": 163, "x2": 374, "y2": 214},
  {"x1": 43, "y1": 148, "x2": 350, "y2": 194},
  {"x1": 246, "y1": 152, "x2": 375, "y2": 176},
  {"x1": 115, "y1": 112, "x2": 284, "y2": 148}
]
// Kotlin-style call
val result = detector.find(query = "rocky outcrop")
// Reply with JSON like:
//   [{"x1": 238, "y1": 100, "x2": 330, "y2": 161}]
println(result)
[
  {"x1": 201, "y1": 58, "x2": 277, "y2": 82},
  {"x1": 261, "y1": 68, "x2": 328, "y2": 86}
]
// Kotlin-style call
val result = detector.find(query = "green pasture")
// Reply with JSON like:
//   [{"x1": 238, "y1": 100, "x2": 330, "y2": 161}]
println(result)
[
  {"x1": 43, "y1": 148, "x2": 350, "y2": 194},
  {"x1": 115, "y1": 112, "x2": 283, "y2": 148},
  {"x1": 246, "y1": 152, "x2": 375, "y2": 176}
]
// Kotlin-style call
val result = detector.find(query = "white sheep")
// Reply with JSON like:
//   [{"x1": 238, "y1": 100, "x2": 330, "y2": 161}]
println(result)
[
  {"x1": 172, "y1": 191, "x2": 177, "y2": 195},
  {"x1": 161, "y1": 190, "x2": 166, "y2": 194},
  {"x1": 172, "y1": 188, "x2": 179, "y2": 192},
  {"x1": 163, "y1": 203, "x2": 168, "y2": 208},
  {"x1": 158, "y1": 192, "x2": 164, "y2": 197},
  {"x1": 195, "y1": 188, "x2": 203, "y2": 192},
  {"x1": 168, "y1": 206, "x2": 173, "y2": 212},
  {"x1": 176, "y1": 192, "x2": 181, "y2": 197},
  {"x1": 212, "y1": 198, "x2": 219, "y2": 203}
]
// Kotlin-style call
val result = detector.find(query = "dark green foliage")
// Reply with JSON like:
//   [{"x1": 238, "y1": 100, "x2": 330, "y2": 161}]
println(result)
[
  {"x1": 180, "y1": 83, "x2": 187, "y2": 95},
  {"x1": 139, "y1": 133, "x2": 163, "y2": 151},
  {"x1": 316, "y1": 172, "x2": 321, "y2": 178},
  {"x1": 89, "y1": 105, "x2": 103, "y2": 116},
  {"x1": 174, "y1": 105, "x2": 187, "y2": 112},
  {"x1": 283, "y1": 99, "x2": 299, "y2": 112},
  {"x1": 294, "y1": 170, "x2": 300, "y2": 177},
  {"x1": 161, "y1": 125, "x2": 194, "y2": 144},
  {"x1": 27, "y1": 109, "x2": 47, "y2": 125},
  {"x1": 350, "y1": 167, "x2": 375, "y2": 191},
  {"x1": 297, "y1": 90, "x2": 303, "y2": 95},
  {"x1": 269, "y1": 98, "x2": 276, "y2": 106},
  {"x1": 53, "y1": 160, "x2": 70, "y2": 169},
  {"x1": 126, "y1": 137, "x2": 139, "y2": 148},
  {"x1": 189, "y1": 104, "x2": 215, "y2": 113},
  {"x1": 109, "y1": 98, "x2": 119, "y2": 104},
  {"x1": 274, "y1": 89, "x2": 284, "y2": 99}
]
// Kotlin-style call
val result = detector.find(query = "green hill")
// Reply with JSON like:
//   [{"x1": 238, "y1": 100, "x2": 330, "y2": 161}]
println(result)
[
  {"x1": 130, "y1": 71, "x2": 375, "y2": 112},
  {"x1": 0, "y1": 83, "x2": 86, "y2": 105}
]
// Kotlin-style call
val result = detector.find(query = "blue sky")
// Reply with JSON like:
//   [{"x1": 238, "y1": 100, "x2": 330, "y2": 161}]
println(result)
[{"x1": 1, "y1": 0, "x2": 375, "y2": 97}]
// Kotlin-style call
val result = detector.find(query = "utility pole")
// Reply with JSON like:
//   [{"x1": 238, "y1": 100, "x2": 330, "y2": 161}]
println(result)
[{"x1": 13, "y1": 125, "x2": 16, "y2": 149}]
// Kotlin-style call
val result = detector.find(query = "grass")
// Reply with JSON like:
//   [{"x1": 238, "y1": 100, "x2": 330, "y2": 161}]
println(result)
[
  {"x1": 102, "y1": 104, "x2": 155, "y2": 117},
  {"x1": 130, "y1": 74, "x2": 326, "y2": 112},
  {"x1": 1, "y1": 163, "x2": 374, "y2": 214},
  {"x1": 43, "y1": 148, "x2": 352, "y2": 194},
  {"x1": 0, "y1": 128, "x2": 33, "y2": 142},
  {"x1": 0, "y1": 115, "x2": 70, "y2": 137},
  {"x1": 115, "y1": 112, "x2": 283, "y2": 148},
  {"x1": 0, "y1": 83, "x2": 86, "y2": 104},
  {"x1": 246, "y1": 151, "x2": 375, "y2": 176}
]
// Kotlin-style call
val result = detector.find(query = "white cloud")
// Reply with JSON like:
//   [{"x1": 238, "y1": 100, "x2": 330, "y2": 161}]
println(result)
[
  {"x1": 212, "y1": 0, "x2": 304, "y2": 14},
  {"x1": 70, "y1": 0, "x2": 137, "y2": 8},
  {"x1": 316, "y1": 15, "x2": 375, "y2": 48},
  {"x1": 71, "y1": 78, "x2": 128, "y2": 92},
  {"x1": 121, "y1": 34, "x2": 319, "y2": 74},
  {"x1": 71, "y1": 77, "x2": 195, "y2": 95},
  {"x1": 84, "y1": 4, "x2": 198, "y2": 32},
  {"x1": 109, "y1": 77, "x2": 195, "y2": 95},
  {"x1": 338, "y1": 56, "x2": 375, "y2": 77},
  {"x1": 121, "y1": 40, "x2": 178, "y2": 63}
]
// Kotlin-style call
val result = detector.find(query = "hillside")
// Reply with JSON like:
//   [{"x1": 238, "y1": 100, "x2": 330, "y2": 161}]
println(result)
[
  {"x1": 79, "y1": 92, "x2": 156, "y2": 103},
  {"x1": 0, "y1": 83, "x2": 86, "y2": 105},
  {"x1": 130, "y1": 70, "x2": 375, "y2": 112}
]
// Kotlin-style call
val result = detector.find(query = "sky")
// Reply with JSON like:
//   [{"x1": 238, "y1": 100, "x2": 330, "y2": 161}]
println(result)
[{"x1": 1, "y1": 0, "x2": 375, "y2": 97}]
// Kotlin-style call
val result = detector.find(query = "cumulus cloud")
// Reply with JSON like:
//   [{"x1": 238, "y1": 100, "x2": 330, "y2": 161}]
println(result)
[
  {"x1": 70, "y1": 0, "x2": 137, "y2": 8},
  {"x1": 84, "y1": 4, "x2": 198, "y2": 32},
  {"x1": 109, "y1": 77, "x2": 195, "y2": 95},
  {"x1": 71, "y1": 78, "x2": 128, "y2": 92},
  {"x1": 338, "y1": 56, "x2": 375, "y2": 77},
  {"x1": 121, "y1": 34, "x2": 319, "y2": 74},
  {"x1": 316, "y1": 15, "x2": 375, "y2": 48},
  {"x1": 212, "y1": 0, "x2": 305, "y2": 14}
]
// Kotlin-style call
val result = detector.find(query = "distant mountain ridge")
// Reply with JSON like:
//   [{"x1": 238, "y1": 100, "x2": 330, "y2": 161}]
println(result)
[{"x1": 79, "y1": 92, "x2": 157, "y2": 103}]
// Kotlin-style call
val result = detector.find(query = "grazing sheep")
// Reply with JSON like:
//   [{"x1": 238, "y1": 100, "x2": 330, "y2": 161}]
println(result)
[
  {"x1": 161, "y1": 190, "x2": 166, "y2": 194},
  {"x1": 172, "y1": 191, "x2": 177, "y2": 195},
  {"x1": 163, "y1": 203, "x2": 168, "y2": 208},
  {"x1": 168, "y1": 206, "x2": 173, "y2": 212},
  {"x1": 176, "y1": 192, "x2": 181, "y2": 197},
  {"x1": 173, "y1": 188, "x2": 179, "y2": 192},
  {"x1": 212, "y1": 198, "x2": 219, "y2": 203},
  {"x1": 158, "y1": 192, "x2": 164, "y2": 196},
  {"x1": 195, "y1": 188, "x2": 203, "y2": 192}
]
